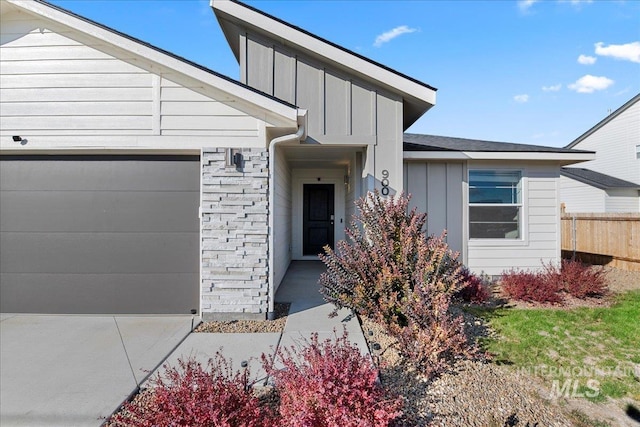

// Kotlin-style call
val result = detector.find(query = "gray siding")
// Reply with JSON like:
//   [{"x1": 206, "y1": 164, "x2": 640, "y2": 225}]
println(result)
[
  {"x1": 605, "y1": 189, "x2": 640, "y2": 212},
  {"x1": 0, "y1": 156, "x2": 200, "y2": 314},
  {"x1": 467, "y1": 162, "x2": 561, "y2": 275},
  {"x1": 403, "y1": 162, "x2": 464, "y2": 255},
  {"x1": 570, "y1": 100, "x2": 639, "y2": 185},
  {"x1": 559, "y1": 175, "x2": 606, "y2": 213},
  {"x1": 241, "y1": 32, "x2": 378, "y2": 141},
  {"x1": 0, "y1": 10, "x2": 260, "y2": 141}
]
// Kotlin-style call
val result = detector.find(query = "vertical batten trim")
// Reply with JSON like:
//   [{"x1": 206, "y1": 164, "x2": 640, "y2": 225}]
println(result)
[{"x1": 152, "y1": 74, "x2": 161, "y2": 135}]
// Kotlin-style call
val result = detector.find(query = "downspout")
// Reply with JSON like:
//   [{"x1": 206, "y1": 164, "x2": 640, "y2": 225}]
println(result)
[{"x1": 267, "y1": 110, "x2": 307, "y2": 320}]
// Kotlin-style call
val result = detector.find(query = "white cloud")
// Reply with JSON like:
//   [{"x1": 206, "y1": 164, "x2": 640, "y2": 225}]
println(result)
[
  {"x1": 568, "y1": 75, "x2": 614, "y2": 93},
  {"x1": 577, "y1": 54, "x2": 597, "y2": 65},
  {"x1": 514, "y1": 94, "x2": 530, "y2": 103},
  {"x1": 518, "y1": 0, "x2": 539, "y2": 12},
  {"x1": 373, "y1": 25, "x2": 417, "y2": 47},
  {"x1": 595, "y1": 41, "x2": 640, "y2": 63},
  {"x1": 542, "y1": 84, "x2": 562, "y2": 92}
]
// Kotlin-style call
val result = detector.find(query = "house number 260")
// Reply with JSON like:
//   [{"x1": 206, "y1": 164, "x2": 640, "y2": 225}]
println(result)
[{"x1": 381, "y1": 169, "x2": 390, "y2": 196}]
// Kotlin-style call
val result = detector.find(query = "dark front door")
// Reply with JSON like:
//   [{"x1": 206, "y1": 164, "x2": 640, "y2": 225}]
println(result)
[{"x1": 303, "y1": 184, "x2": 335, "y2": 255}]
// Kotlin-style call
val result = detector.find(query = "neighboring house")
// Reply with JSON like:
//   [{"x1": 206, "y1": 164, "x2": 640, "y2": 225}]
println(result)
[
  {"x1": 0, "y1": 0, "x2": 592, "y2": 319},
  {"x1": 560, "y1": 93, "x2": 640, "y2": 213}
]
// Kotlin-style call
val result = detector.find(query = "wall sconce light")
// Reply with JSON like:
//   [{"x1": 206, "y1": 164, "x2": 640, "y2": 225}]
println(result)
[
  {"x1": 233, "y1": 152, "x2": 243, "y2": 168},
  {"x1": 226, "y1": 148, "x2": 243, "y2": 170},
  {"x1": 344, "y1": 175, "x2": 350, "y2": 185},
  {"x1": 12, "y1": 136, "x2": 22, "y2": 142}
]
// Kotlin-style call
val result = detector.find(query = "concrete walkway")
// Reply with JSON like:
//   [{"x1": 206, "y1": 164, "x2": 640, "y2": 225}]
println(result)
[
  {"x1": 161, "y1": 261, "x2": 369, "y2": 386},
  {"x1": 275, "y1": 260, "x2": 368, "y2": 354}
]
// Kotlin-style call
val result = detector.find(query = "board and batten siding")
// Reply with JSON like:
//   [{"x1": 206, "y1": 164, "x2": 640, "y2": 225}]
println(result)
[
  {"x1": 467, "y1": 162, "x2": 561, "y2": 276},
  {"x1": 0, "y1": 10, "x2": 262, "y2": 145},
  {"x1": 243, "y1": 33, "x2": 376, "y2": 140},
  {"x1": 570, "y1": 99, "x2": 640, "y2": 185},
  {"x1": 403, "y1": 161, "x2": 464, "y2": 256},
  {"x1": 240, "y1": 32, "x2": 404, "y2": 195}
]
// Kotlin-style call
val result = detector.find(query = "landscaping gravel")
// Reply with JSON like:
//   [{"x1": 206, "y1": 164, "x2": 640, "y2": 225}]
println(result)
[
  {"x1": 604, "y1": 266, "x2": 640, "y2": 293},
  {"x1": 183, "y1": 267, "x2": 639, "y2": 426},
  {"x1": 362, "y1": 316, "x2": 575, "y2": 427},
  {"x1": 194, "y1": 303, "x2": 289, "y2": 333}
]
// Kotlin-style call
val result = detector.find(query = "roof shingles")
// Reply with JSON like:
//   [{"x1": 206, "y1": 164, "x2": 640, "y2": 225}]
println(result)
[
  {"x1": 560, "y1": 168, "x2": 639, "y2": 189},
  {"x1": 403, "y1": 134, "x2": 592, "y2": 154}
]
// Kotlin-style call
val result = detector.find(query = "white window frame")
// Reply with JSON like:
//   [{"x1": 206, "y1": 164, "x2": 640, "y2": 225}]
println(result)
[{"x1": 468, "y1": 169, "x2": 524, "y2": 242}]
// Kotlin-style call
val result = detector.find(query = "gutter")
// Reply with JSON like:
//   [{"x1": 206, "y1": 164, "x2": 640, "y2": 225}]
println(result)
[{"x1": 267, "y1": 110, "x2": 307, "y2": 320}]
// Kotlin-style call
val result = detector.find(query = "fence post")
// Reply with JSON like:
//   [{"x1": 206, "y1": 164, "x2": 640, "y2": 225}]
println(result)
[{"x1": 571, "y1": 216, "x2": 577, "y2": 260}]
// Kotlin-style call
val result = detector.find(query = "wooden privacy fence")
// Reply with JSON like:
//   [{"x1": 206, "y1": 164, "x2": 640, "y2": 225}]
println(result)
[{"x1": 561, "y1": 212, "x2": 640, "y2": 271}]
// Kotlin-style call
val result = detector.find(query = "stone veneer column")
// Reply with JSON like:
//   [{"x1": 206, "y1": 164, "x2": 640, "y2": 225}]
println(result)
[{"x1": 201, "y1": 148, "x2": 269, "y2": 320}]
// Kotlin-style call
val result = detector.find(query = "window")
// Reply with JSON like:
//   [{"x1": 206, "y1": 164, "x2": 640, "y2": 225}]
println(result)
[{"x1": 469, "y1": 170, "x2": 522, "y2": 239}]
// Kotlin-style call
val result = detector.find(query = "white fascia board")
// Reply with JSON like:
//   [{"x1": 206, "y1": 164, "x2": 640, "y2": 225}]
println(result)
[
  {"x1": 212, "y1": 0, "x2": 436, "y2": 106},
  {"x1": 404, "y1": 151, "x2": 470, "y2": 160},
  {"x1": 403, "y1": 151, "x2": 595, "y2": 163},
  {"x1": 8, "y1": 0, "x2": 300, "y2": 128}
]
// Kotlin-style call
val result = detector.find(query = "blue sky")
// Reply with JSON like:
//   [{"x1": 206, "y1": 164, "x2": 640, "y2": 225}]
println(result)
[{"x1": 50, "y1": 0, "x2": 640, "y2": 148}]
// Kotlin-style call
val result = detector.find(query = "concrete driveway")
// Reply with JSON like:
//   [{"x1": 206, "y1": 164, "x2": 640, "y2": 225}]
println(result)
[{"x1": 0, "y1": 313, "x2": 192, "y2": 427}]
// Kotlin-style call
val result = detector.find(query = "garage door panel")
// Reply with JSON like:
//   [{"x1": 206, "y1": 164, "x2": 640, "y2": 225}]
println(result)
[
  {"x1": 1, "y1": 232, "x2": 198, "y2": 274},
  {"x1": 0, "y1": 273, "x2": 199, "y2": 314},
  {"x1": 1, "y1": 190, "x2": 199, "y2": 233},
  {"x1": 0, "y1": 156, "x2": 200, "y2": 314},
  {"x1": 0, "y1": 156, "x2": 199, "y2": 192}
]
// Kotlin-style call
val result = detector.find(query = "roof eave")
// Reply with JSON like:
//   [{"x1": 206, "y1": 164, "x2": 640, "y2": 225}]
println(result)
[
  {"x1": 560, "y1": 169, "x2": 640, "y2": 190},
  {"x1": 404, "y1": 151, "x2": 595, "y2": 165}
]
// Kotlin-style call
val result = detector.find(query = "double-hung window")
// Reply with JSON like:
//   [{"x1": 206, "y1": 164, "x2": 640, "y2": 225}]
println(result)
[{"x1": 469, "y1": 170, "x2": 522, "y2": 239}]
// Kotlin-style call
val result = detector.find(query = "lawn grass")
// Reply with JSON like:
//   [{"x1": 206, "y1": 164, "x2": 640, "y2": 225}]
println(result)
[{"x1": 470, "y1": 290, "x2": 640, "y2": 402}]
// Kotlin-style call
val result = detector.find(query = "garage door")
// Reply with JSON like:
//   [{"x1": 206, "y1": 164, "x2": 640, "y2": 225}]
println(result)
[{"x1": 0, "y1": 155, "x2": 200, "y2": 314}]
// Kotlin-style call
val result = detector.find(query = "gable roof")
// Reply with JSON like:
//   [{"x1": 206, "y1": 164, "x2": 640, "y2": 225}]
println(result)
[
  {"x1": 403, "y1": 133, "x2": 594, "y2": 164},
  {"x1": 560, "y1": 168, "x2": 640, "y2": 189},
  {"x1": 3, "y1": 0, "x2": 303, "y2": 128},
  {"x1": 566, "y1": 93, "x2": 640, "y2": 149},
  {"x1": 212, "y1": 0, "x2": 436, "y2": 129}
]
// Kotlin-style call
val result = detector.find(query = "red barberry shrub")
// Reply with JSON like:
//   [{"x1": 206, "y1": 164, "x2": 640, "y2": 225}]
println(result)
[
  {"x1": 264, "y1": 330, "x2": 402, "y2": 427},
  {"x1": 108, "y1": 355, "x2": 275, "y2": 427},
  {"x1": 455, "y1": 267, "x2": 490, "y2": 303},
  {"x1": 558, "y1": 259, "x2": 608, "y2": 298},
  {"x1": 500, "y1": 268, "x2": 563, "y2": 304},
  {"x1": 319, "y1": 191, "x2": 476, "y2": 377},
  {"x1": 501, "y1": 260, "x2": 609, "y2": 304}
]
